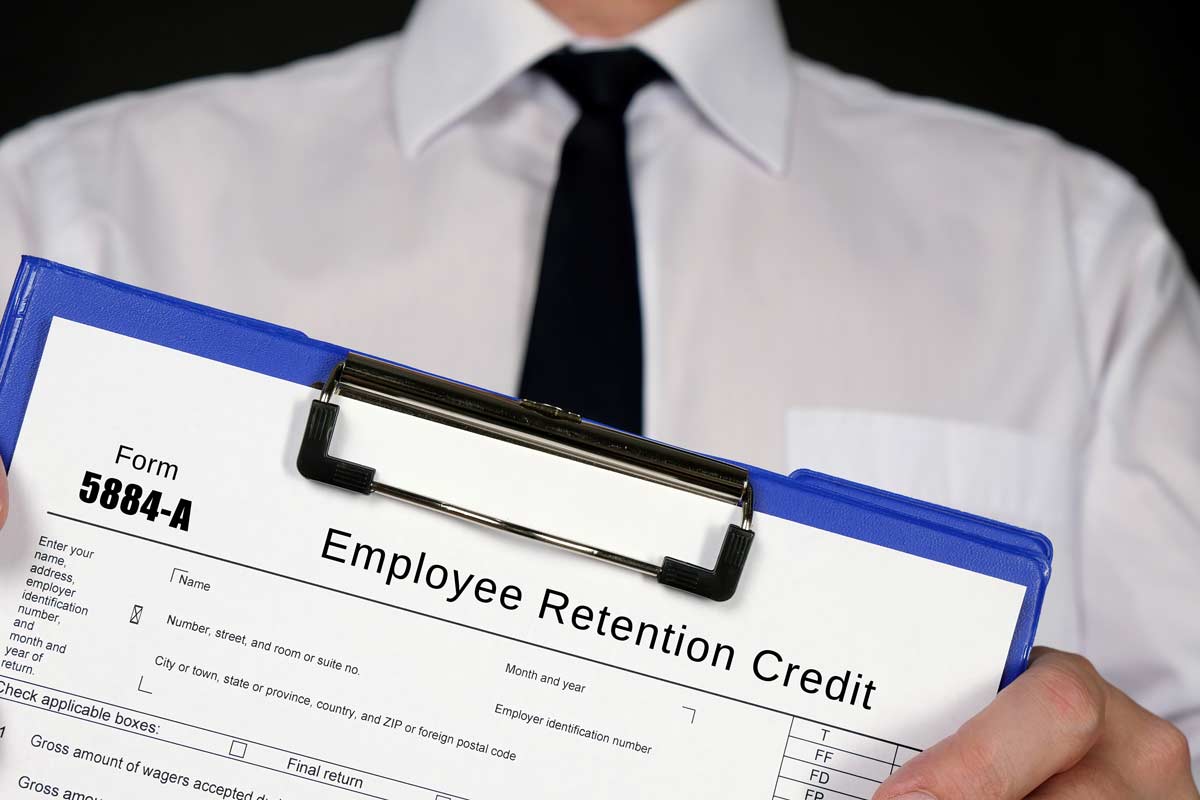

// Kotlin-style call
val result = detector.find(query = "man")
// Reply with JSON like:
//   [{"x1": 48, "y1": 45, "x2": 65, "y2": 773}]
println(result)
[{"x1": 1, "y1": 0, "x2": 1197, "y2": 795}]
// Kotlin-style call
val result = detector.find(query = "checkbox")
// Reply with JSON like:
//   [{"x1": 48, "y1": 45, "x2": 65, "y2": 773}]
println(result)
[
  {"x1": 129, "y1": 605, "x2": 143, "y2": 625},
  {"x1": 229, "y1": 740, "x2": 247, "y2": 758}
]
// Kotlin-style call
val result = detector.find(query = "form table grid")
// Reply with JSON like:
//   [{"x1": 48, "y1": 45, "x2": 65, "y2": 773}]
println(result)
[{"x1": 772, "y1": 716, "x2": 922, "y2": 800}]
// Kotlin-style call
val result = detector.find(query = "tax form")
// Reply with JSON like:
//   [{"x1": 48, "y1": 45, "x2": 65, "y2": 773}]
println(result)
[{"x1": 0, "y1": 319, "x2": 1027, "y2": 800}]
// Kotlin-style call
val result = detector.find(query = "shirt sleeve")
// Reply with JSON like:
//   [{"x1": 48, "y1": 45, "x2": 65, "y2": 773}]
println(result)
[
  {"x1": 0, "y1": 144, "x2": 34, "y2": 289},
  {"x1": 1069, "y1": 149, "x2": 1200, "y2": 778}
]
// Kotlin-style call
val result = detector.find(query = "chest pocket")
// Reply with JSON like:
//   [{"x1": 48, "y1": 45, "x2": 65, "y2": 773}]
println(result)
[{"x1": 784, "y1": 408, "x2": 1082, "y2": 651}]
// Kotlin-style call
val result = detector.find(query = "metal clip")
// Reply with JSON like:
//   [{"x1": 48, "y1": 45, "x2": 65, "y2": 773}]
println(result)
[{"x1": 297, "y1": 355, "x2": 755, "y2": 601}]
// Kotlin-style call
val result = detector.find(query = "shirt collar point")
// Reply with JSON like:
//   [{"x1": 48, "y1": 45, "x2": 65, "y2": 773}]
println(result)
[
  {"x1": 740, "y1": 134, "x2": 790, "y2": 177},
  {"x1": 630, "y1": 0, "x2": 794, "y2": 175},
  {"x1": 391, "y1": 0, "x2": 572, "y2": 156}
]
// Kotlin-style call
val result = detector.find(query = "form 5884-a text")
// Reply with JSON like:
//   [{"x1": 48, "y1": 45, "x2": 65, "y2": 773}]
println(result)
[{"x1": 77, "y1": 471, "x2": 192, "y2": 531}]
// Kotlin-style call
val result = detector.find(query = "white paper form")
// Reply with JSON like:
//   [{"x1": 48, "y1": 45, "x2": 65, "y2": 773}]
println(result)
[{"x1": 0, "y1": 319, "x2": 1027, "y2": 800}]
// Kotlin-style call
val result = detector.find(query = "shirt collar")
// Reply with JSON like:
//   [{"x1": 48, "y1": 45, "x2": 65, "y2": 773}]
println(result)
[{"x1": 394, "y1": 0, "x2": 794, "y2": 174}]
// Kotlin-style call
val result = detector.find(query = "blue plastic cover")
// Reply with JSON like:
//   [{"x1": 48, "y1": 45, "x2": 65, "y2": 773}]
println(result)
[{"x1": 0, "y1": 256, "x2": 1051, "y2": 689}]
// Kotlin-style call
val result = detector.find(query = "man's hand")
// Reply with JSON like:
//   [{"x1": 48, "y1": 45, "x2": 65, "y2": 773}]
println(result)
[{"x1": 874, "y1": 647, "x2": 1198, "y2": 799}]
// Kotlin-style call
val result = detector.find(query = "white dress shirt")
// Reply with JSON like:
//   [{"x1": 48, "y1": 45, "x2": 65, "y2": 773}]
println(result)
[{"x1": 2, "y1": 0, "x2": 1198, "y2": 770}]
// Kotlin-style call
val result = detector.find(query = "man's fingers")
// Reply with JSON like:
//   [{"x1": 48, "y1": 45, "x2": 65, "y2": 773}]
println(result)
[
  {"x1": 1023, "y1": 757, "x2": 1131, "y2": 799},
  {"x1": 1025, "y1": 691, "x2": 1198, "y2": 799},
  {"x1": 874, "y1": 648, "x2": 1107, "y2": 800}
]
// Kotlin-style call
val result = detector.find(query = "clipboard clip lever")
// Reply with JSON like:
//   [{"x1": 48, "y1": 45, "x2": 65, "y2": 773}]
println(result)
[{"x1": 297, "y1": 355, "x2": 755, "y2": 601}]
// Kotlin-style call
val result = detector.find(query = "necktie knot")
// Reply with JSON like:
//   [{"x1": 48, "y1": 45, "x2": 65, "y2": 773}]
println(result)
[{"x1": 537, "y1": 47, "x2": 668, "y2": 115}]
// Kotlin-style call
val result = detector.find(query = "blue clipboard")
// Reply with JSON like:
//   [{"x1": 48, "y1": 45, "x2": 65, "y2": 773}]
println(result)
[{"x1": 0, "y1": 256, "x2": 1051, "y2": 689}]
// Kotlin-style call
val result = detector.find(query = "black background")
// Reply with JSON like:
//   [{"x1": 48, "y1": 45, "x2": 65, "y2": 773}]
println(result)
[{"x1": 3, "y1": 2, "x2": 1195, "y2": 275}]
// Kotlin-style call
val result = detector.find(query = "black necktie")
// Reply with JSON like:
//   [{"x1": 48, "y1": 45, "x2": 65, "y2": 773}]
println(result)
[{"x1": 518, "y1": 48, "x2": 667, "y2": 434}]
